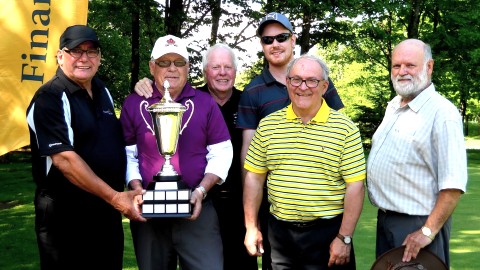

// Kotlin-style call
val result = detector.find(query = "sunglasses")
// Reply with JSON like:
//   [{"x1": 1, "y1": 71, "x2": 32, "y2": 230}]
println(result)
[
  {"x1": 154, "y1": 60, "x2": 187, "y2": 68},
  {"x1": 261, "y1": 33, "x2": 291, "y2": 45}
]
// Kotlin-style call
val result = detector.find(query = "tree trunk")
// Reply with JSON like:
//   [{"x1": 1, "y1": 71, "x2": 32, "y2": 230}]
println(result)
[
  {"x1": 209, "y1": 0, "x2": 221, "y2": 45},
  {"x1": 299, "y1": 8, "x2": 312, "y2": 55},
  {"x1": 407, "y1": 0, "x2": 422, "y2": 38},
  {"x1": 130, "y1": 1, "x2": 140, "y2": 92},
  {"x1": 165, "y1": 0, "x2": 184, "y2": 36}
]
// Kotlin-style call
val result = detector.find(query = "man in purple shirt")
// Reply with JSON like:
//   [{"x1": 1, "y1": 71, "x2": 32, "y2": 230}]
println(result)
[{"x1": 119, "y1": 34, "x2": 233, "y2": 270}]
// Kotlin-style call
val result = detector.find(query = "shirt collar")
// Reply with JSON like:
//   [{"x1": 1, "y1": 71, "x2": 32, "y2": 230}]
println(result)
[
  {"x1": 390, "y1": 83, "x2": 435, "y2": 112},
  {"x1": 407, "y1": 83, "x2": 435, "y2": 112},
  {"x1": 285, "y1": 98, "x2": 331, "y2": 123},
  {"x1": 56, "y1": 67, "x2": 101, "y2": 95},
  {"x1": 261, "y1": 68, "x2": 284, "y2": 86}
]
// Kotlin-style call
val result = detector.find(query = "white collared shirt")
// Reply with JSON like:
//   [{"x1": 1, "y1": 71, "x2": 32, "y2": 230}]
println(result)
[{"x1": 367, "y1": 84, "x2": 467, "y2": 215}]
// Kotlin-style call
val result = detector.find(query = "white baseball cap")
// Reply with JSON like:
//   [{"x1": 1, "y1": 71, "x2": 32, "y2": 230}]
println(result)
[{"x1": 151, "y1": 34, "x2": 189, "y2": 61}]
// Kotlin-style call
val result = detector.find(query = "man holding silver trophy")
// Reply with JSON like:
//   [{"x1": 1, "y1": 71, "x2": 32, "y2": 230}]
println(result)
[{"x1": 119, "y1": 35, "x2": 233, "y2": 270}]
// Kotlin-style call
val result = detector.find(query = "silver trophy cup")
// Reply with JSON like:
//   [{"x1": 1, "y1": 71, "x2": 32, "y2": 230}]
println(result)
[{"x1": 140, "y1": 80, "x2": 194, "y2": 217}]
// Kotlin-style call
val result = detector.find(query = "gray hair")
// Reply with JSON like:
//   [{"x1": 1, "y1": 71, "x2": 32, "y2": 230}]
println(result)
[
  {"x1": 423, "y1": 43, "x2": 433, "y2": 63},
  {"x1": 202, "y1": 43, "x2": 238, "y2": 77},
  {"x1": 286, "y1": 54, "x2": 329, "y2": 80},
  {"x1": 394, "y1": 39, "x2": 433, "y2": 64}
]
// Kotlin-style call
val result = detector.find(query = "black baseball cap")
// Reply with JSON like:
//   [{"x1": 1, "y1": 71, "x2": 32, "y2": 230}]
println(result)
[{"x1": 59, "y1": 25, "x2": 100, "y2": 49}]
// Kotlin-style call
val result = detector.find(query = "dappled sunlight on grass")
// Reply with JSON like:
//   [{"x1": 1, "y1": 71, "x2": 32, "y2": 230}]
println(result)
[
  {"x1": 465, "y1": 138, "x2": 480, "y2": 150},
  {"x1": 449, "y1": 151, "x2": 480, "y2": 269},
  {"x1": 458, "y1": 230, "x2": 480, "y2": 235}
]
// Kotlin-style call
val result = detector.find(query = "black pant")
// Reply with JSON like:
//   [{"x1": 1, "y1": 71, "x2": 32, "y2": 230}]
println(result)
[
  {"x1": 268, "y1": 214, "x2": 356, "y2": 270},
  {"x1": 212, "y1": 190, "x2": 258, "y2": 270},
  {"x1": 376, "y1": 209, "x2": 451, "y2": 267},
  {"x1": 35, "y1": 189, "x2": 124, "y2": 270}
]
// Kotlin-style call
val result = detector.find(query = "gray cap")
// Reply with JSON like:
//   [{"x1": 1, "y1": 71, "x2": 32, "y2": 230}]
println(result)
[{"x1": 256, "y1": 12, "x2": 293, "y2": 37}]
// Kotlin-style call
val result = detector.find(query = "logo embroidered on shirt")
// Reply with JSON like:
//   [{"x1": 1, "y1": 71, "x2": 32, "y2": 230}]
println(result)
[
  {"x1": 48, "y1": 142, "x2": 62, "y2": 148},
  {"x1": 103, "y1": 110, "x2": 114, "y2": 115}
]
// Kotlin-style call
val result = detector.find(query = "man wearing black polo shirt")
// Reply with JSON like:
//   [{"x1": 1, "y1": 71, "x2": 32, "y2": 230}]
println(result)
[
  {"x1": 197, "y1": 44, "x2": 258, "y2": 270},
  {"x1": 26, "y1": 25, "x2": 145, "y2": 270}
]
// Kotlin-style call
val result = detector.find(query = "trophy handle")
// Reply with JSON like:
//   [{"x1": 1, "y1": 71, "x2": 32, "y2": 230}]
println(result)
[
  {"x1": 179, "y1": 99, "x2": 194, "y2": 135},
  {"x1": 140, "y1": 100, "x2": 155, "y2": 135}
]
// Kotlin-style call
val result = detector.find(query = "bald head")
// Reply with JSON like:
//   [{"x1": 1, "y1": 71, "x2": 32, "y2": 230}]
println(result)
[{"x1": 393, "y1": 39, "x2": 432, "y2": 63}]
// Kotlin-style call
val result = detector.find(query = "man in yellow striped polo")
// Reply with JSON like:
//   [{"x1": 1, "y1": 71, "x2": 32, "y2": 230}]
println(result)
[{"x1": 243, "y1": 54, "x2": 366, "y2": 270}]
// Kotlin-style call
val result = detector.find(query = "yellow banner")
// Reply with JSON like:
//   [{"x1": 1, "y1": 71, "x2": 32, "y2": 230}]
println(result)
[{"x1": 0, "y1": 0, "x2": 89, "y2": 156}]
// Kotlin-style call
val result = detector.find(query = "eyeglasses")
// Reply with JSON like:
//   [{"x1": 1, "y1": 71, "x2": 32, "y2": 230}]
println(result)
[
  {"x1": 287, "y1": 77, "x2": 323, "y2": 88},
  {"x1": 261, "y1": 33, "x2": 291, "y2": 45},
  {"x1": 63, "y1": 48, "x2": 100, "y2": 58},
  {"x1": 154, "y1": 60, "x2": 187, "y2": 68}
]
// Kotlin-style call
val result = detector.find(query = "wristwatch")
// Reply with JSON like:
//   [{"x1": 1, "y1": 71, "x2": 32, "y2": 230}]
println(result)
[
  {"x1": 337, "y1": 233, "x2": 352, "y2": 245},
  {"x1": 195, "y1": 185, "x2": 207, "y2": 199},
  {"x1": 421, "y1": 226, "x2": 435, "y2": 241}
]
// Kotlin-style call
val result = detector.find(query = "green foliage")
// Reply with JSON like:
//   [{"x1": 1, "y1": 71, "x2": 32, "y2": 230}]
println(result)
[
  {"x1": 81, "y1": 0, "x2": 479, "y2": 128},
  {"x1": 88, "y1": 0, "x2": 164, "y2": 108},
  {"x1": 423, "y1": 0, "x2": 480, "y2": 123},
  {"x1": 315, "y1": 43, "x2": 390, "y2": 146},
  {"x1": 236, "y1": 55, "x2": 265, "y2": 91}
]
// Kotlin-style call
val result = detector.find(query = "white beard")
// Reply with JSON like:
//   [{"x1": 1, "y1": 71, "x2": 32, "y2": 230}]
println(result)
[{"x1": 391, "y1": 64, "x2": 429, "y2": 97}]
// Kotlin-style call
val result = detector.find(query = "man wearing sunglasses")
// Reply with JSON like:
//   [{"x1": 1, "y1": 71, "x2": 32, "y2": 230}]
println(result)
[
  {"x1": 26, "y1": 25, "x2": 146, "y2": 270},
  {"x1": 237, "y1": 12, "x2": 344, "y2": 269},
  {"x1": 120, "y1": 35, "x2": 233, "y2": 270}
]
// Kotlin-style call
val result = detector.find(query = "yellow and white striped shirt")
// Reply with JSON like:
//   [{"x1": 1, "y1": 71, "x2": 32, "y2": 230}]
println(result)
[{"x1": 245, "y1": 101, "x2": 366, "y2": 222}]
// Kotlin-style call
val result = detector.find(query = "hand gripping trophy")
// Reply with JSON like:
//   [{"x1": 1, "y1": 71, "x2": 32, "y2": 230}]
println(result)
[{"x1": 140, "y1": 80, "x2": 194, "y2": 217}]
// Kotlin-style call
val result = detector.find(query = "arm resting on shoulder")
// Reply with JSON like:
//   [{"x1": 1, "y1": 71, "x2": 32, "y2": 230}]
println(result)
[{"x1": 134, "y1": 77, "x2": 154, "y2": 98}]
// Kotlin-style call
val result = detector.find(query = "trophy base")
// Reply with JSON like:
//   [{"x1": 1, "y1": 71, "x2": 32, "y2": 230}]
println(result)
[
  {"x1": 142, "y1": 176, "x2": 192, "y2": 218},
  {"x1": 152, "y1": 174, "x2": 181, "y2": 182}
]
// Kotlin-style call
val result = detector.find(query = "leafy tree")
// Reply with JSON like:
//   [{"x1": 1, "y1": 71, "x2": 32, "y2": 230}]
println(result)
[
  {"x1": 316, "y1": 0, "x2": 477, "y2": 142},
  {"x1": 88, "y1": 0, "x2": 163, "y2": 107},
  {"x1": 84, "y1": 0, "x2": 479, "y2": 135},
  {"x1": 425, "y1": 0, "x2": 480, "y2": 133},
  {"x1": 158, "y1": 0, "x2": 262, "y2": 85}
]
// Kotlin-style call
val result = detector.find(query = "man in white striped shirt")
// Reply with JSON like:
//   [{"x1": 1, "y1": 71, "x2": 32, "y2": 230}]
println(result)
[{"x1": 367, "y1": 39, "x2": 468, "y2": 268}]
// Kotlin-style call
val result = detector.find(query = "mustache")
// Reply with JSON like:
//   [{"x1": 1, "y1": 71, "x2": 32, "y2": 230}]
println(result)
[{"x1": 393, "y1": 74, "x2": 414, "y2": 81}]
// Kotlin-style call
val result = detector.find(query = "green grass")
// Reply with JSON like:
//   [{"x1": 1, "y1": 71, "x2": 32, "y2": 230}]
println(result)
[
  {"x1": 354, "y1": 149, "x2": 480, "y2": 269},
  {"x1": 1, "y1": 149, "x2": 479, "y2": 269}
]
